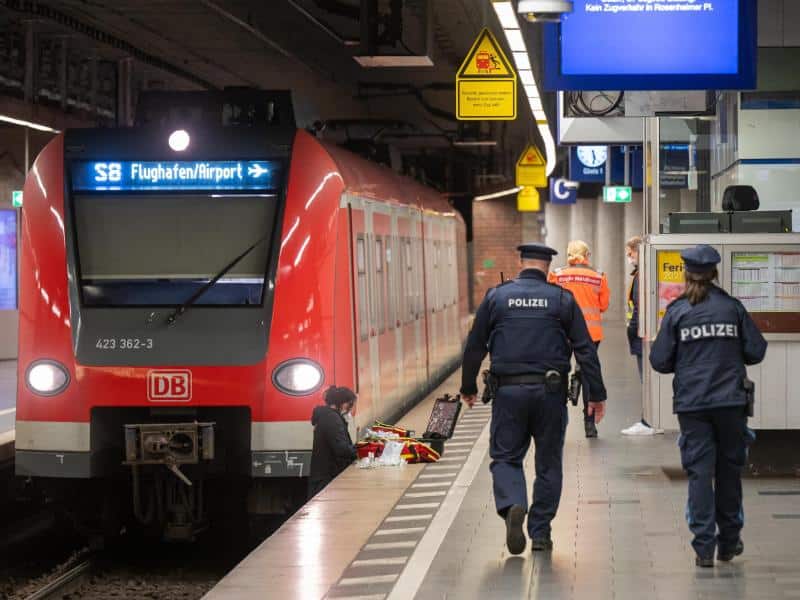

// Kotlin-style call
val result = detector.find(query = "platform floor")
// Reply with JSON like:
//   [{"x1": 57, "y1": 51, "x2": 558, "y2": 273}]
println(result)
[{"x1": 208, "y1": 325, "x2": 800, "y2": 600}]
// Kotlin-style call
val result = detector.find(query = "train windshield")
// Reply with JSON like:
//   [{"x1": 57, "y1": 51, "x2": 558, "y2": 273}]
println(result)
[{"x1": 73, "y1": 193, "x2": 279, "y2": 307}]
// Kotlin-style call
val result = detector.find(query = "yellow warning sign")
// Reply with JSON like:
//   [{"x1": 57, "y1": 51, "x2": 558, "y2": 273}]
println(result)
[
  {"x1": 456, "y1": 28, "x2": 517, "y2": 121},
  {"x1": 516, "y1": 144, "x2": 546, "y2": 188},
  {"x1": 517, "y1": 186, "x2": 540, "y2": 212}
]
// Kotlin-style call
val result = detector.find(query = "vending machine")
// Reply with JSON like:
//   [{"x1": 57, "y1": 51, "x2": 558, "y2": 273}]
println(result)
[{"x1": 641, "y1": 233, "x2": 800, "y2": 430}]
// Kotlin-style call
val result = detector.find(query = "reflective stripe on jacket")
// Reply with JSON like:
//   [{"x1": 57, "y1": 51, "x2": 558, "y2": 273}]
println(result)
[{"x1": 548, "y1": 262, "x2": 610, "y2": 342}]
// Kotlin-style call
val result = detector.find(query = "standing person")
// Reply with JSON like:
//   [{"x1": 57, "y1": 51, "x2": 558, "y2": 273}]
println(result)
[
  {"x1": 650, "y1": 245, "x2": 766, "y2": 567},
  {"x1": 460, "y1": 243, "x2": 607, "y2": 555},
  {"x1": 621, "y1": 235, "x2": 659, "y2": 435},
  {"x1": 548, "y1": 240, "x2": 610, "y2": 438},
  {"x1": 308, "y1": 386, "x2": 358, "y2": 498}
]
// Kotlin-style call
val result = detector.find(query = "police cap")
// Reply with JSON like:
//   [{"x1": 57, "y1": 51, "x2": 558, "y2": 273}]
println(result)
[
  {"x1": 680, "y1": 244, "x2": 721, "y2": 273},
  {"x1": 517, "y1": 243, "x2": 558, "y2": 261}
]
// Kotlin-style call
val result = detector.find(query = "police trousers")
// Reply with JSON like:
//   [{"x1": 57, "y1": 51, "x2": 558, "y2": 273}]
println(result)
[
  {"x1": 490, "y1": 383, "x2": 568, "y2": 539},
  {"x1": 581, "y1": 341, "x2": 600, "y2": 423},
  {"x1": 677, "y1": 407, "x2": 748, "y2": 558}
]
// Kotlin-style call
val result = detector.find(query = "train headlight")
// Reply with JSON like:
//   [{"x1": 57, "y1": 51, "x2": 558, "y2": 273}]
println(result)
[
  {"x1": 26, "y1": 360, "x2": 70, "y2": 396},
  {"x1": 168, "y1": 129, "x2": 190, "y2": 152},
  {"x1": 272, "y1": 359, "x2": 323, "y2": 396}
]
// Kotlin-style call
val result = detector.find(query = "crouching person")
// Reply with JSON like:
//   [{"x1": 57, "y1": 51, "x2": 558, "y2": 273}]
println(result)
[{"x1": 308, "y1": 386, "x2": 358, "y2": 498}]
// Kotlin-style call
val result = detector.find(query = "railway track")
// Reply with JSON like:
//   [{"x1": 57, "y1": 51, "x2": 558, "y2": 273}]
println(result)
[{"x1": 22, "y1": 558, "x2": 94, "y2": 600}]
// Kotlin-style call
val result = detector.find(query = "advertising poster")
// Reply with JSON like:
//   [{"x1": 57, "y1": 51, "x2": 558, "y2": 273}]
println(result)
[{"x1": 657, "y1": 250, "x2": 685, "y2": 327}]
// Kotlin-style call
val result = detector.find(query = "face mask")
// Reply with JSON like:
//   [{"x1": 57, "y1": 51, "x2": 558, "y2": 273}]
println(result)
[{"x1": 627, "y1": 256, "x2": 637, "y2": 267}]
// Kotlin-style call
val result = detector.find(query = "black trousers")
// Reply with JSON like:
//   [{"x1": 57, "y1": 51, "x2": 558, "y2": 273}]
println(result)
[
  {"x1": 581, "y1": 340, "x2": 601, "y2": 423},
  {"x1": 677, "y1": 407, "x2": 748, "y2": 558}
]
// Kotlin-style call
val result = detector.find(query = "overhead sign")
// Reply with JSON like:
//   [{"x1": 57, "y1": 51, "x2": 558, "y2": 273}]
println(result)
[
  {"x1": 515, "y1": 144, "x2": 546, "y2": 188},
  {"x1": 456, "y1": 28, "x2": 517, "y2": 121},
  {"x1": 603, "y1": 186, "x2": 633, "y2": 203},
  {"x1": 517, "y1": 187, "x2": 540, "y2": 212},
  {"x1": 544, "y1": 0, "x2": 757, "y2": 91},
  {"x1": 71, "y1": 160, "x2": 282, "y2": 192},
  {"x1": 549, "y1": 178, "x2": 577, "y2": 205},
  {"x1": 11, "y1": 190, "x2": 22, "y2": 208}
]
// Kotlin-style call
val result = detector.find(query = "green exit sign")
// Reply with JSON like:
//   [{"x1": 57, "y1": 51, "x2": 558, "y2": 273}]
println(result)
[
  {"x1": 603, "y1": 186, "x2": 632, "y2": 203},
  {"x1": 11, "y1": 190, "x2": 22, "y2": 208}
]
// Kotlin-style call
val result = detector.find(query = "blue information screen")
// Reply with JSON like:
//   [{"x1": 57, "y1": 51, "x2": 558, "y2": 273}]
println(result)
[
  {"x1": 0, "y1": 211, "x2": 17, "y2": 310},
  {"x1": 545, "y1": 0, "x2": 755, "y2": 90},
  {"x1": 71, "y1": 160, "x2": 282, "y2": 192},
  {"x1": 563, "y1": 0, "x2": 738, "y2": 76}
]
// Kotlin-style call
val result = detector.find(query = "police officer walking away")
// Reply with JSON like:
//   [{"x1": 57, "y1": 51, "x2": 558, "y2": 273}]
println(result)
[
  {"x1": 650, "y1": 245, "x2": 767, "y2": 567},
  {"x1": 460, "y1": 243, "x2": 607, "y2": 555}
]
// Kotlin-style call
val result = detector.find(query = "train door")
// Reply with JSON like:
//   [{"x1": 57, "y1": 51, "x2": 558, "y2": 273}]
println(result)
[
  {"x1": 348, "y1": 195, "x2": 379, "y2": 427},
  {"x1": 371, "y1": 206, "x2": 397, "y2": 419},
  {"x1": 410, "y1": 208, "x2": 426, "y2": 393},
  {"x1": 397, "y1": 209, "x2": 422, "y2": 406},
  {"x1": 386, "y1": 208, "x2": 405, "y2": 407},
  {"x1": 424, "y1": 214, "x2": 444, "y2": 378}
]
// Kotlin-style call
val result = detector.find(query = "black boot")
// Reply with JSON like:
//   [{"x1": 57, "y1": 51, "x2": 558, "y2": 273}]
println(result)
[
  {"x1": 695, "y1": 555, "x2": 714, "y2": 568},
  {"x1": 504, "y1": 505, "x2": 526, "y2": 555},
  {"x1": 718, "y1": 539, "x2": 744, "y2": 562},
  {"x1": 531, "y1": 537, "x2": 553, "y2": 551}
]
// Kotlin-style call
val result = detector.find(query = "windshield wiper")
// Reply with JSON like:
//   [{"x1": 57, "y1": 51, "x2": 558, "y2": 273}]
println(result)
[{"x1": 166, "y1": 233, "x2": 270, "y2": 326}]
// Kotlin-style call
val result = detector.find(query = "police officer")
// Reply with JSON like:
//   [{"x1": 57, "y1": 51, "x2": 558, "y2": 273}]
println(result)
[
  {"x1": 461, "y1": 243, "x2": 607, "y2": 555},
  {"x1": 650, "y1": 245, "x2": 767, "y2": 567}
]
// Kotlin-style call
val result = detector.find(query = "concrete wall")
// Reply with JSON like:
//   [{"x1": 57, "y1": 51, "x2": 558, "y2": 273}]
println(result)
[{"x1": 545, "y1": 193, "x2": 643, "y2": 323}]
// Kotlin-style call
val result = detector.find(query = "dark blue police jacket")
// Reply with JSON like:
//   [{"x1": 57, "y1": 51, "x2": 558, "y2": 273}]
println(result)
[
  {"x1": 460, "y1": 269, "x2": 607, "y2": 402},
  {"x1": 649, "y1": 286, "x2": 767, "y2": 413}
]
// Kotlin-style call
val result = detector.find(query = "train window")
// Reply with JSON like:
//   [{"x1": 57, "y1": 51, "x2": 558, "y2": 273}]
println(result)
[
  {"x1": 356, "y1": 236, "x2": 369, "y2": 340},
  {"x1": 73, "y1": 194, "x2": 278, "y2": 307},
  {"x1": 375, "y1": 237, "x2": 385, "y2": 334},
  {"x1": 404, "y1": 239, "x2": 412, "y2": 323},
  {"x1": 385, "y1": 239, "x2": 395, "y2": 330}
]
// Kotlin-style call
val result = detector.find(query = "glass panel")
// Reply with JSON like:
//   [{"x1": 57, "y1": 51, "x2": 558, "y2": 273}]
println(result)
[
  {"x1": 356, "y1": 236, "x2": 368, "y2": 339},
  {"x1": 375, "y1": 237, "x2": 385, "y2": 333},
  {"x1": 74, "y1": 194, "x2": 276, "y2": 307}
]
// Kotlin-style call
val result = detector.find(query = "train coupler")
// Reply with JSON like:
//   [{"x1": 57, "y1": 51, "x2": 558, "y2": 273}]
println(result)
[{"x1": 123, "y1": 422, "x2": 215, "y2": 476}]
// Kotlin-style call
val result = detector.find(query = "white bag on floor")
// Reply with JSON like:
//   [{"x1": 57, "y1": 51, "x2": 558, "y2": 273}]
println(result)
[{"x1": 376, "y1": 440, "x2": 405, "y2": 466}]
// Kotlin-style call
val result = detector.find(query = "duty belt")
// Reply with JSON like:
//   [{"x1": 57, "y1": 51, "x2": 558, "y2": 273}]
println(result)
[{"x1": 496, "y1": 372, "x2": 563, "y2": 387}]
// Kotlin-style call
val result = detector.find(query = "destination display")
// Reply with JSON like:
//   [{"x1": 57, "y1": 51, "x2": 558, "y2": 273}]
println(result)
[
  {"x1": 544, "y1": 0, "x2": 756, "y2": 90},
  {"x1": 71, "y1": 160, "x2": 282, "y2": 191}
]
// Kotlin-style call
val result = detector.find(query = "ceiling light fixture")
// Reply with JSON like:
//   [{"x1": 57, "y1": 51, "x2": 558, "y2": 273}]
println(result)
[
  {"x1": 453, "y1": 140, "x2": 498, "y2": 147},
  {"x1": 512, "y1": 52, "x2": 532, "y2": 71},
  {"x1": 490, "y1": 0, "x2": 557, "y2": 177},
  {"x1": 0, "y1": 114, "x2": 60, "y2": 133},
  {"x1": 475, "y1": 186, "x2": 524, "y2": 201}
]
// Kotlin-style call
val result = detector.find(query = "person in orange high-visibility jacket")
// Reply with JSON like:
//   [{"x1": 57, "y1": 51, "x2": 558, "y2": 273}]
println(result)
[{"x1": 548, "y1": 240, "x2": 610, "y2": 438}]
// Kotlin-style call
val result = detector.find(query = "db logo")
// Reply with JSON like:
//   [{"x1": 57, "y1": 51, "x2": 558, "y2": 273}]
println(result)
[{"x1": 147, "y1": 370, "x2": 192, "y2": 401}]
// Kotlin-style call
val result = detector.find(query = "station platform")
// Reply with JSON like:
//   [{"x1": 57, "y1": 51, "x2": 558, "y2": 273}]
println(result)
[
  {"x1": 206, "y1": 326, "x2": 800, "y2": 600},
  {"x1": 0, "y1": 361, "x2": 15, "y2": 464}
]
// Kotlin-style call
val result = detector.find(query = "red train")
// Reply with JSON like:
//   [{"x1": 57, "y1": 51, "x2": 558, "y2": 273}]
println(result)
[{"x1": 15, "y1": 90, "x2": 469, "y2": 539}]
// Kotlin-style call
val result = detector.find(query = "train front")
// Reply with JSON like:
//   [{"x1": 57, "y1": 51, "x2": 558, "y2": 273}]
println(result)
[{"x1": 14, "y1": 123, "x2": 315, "y2": 540}]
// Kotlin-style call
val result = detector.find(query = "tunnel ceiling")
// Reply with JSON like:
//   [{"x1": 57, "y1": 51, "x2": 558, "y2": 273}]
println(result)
[{"x1": 0, "y1": 0, "x2": 554, "y2": 195}]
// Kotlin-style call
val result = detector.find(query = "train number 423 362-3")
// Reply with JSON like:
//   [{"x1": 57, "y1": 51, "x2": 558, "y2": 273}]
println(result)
[{"x1": 95, "y1": 338, "x2": 154, "y2": 350}]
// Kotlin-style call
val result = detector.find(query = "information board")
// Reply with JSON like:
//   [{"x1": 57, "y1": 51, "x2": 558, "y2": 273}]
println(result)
[
  {"x1": 71, "y1": 160, "x2": 281, "y2": 192},
  {"x1": 544, "y1": 0, "x2": 756, "y2": 90},
  {"x1": 732, "y1": 252, "x2": 800, "y2": 312},
  {"x1": 0, "y1": 210, "x2": 17, "y2": 310}
]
